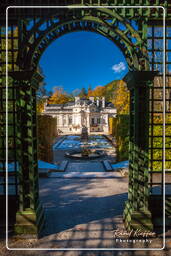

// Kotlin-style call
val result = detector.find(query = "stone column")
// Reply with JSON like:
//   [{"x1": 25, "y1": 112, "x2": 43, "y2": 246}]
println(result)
[
  {"x1": 123, "y1": 71, "x2": 157, "y2": 231},
  {"x1": 66, "y1": 115, "x2": 69, "y2": 126},
  {"x1": 87, "y1": 112, "x2": 90, "y2": 133},
  {"x1": 59, "y1": 114, "x2": 62, "y2": 127},
  {"x1": 62, "y1": 115, "x2": 64, "y2": 126},
  {"x1": 11, "y1": 71, "x2": 45, "y2": 236}
]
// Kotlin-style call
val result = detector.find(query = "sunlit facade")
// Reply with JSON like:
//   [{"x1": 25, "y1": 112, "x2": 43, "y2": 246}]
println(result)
[{"x1": 43, "y1": 96, "x2": 117, "y2": 134}]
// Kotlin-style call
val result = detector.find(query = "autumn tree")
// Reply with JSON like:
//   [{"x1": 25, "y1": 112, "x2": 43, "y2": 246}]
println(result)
[
  {"x1": 112, "y1": 80, "x2": 129, "y2": 114},
  {"x1": 88, "y1": 85, "x2": 92, "y2": 96},
  {"x1": 87, "y1": 85, "x2": 106, "y2": 97},
  {"x1": 108, "y1": 80, "x2": 130, "y2": 161},
  {"x1": 48, "y1": 87, "x2": 71, "y2": 104},
  {"x1": 104, "y1": 80, "x2": 118, "y2": 102}
]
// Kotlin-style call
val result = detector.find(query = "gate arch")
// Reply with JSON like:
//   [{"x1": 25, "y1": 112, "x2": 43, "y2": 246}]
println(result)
[
  {"x1": 17, "y1": 8, "x2": 148, "y2": 71},
  {"x1": 7, "y1": 6, "x2": 158, "y2": 236}
]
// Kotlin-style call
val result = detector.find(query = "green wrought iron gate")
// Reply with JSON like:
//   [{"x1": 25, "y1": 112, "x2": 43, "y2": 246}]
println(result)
[{"x1": 0, "y1": 0, "x2": 171, "y2": 236}]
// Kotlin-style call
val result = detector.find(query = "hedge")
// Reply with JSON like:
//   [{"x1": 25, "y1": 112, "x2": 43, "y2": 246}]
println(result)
[
  {"x1": 109, "y1": 114, "x2": 171, "y2": 171},
  {"x1": 37, "y1": 115, "x2": 57, "y2": 162},
  {"x1": 109, "y1": 115, "x2": 129, "y2": 162}
]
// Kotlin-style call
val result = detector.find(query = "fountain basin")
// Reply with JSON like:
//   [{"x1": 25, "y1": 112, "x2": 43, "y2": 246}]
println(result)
[
  {"x1": 53, "y1": 135, "x2": 113, "y2": 150},
  {"x1": 65, "y1": 150, "x2": 104, "y2": 160}
]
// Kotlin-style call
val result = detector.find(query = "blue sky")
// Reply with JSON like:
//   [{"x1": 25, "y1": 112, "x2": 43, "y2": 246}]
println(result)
[{"x1": 39, "y1": 31, "x2": 128, "y2": 94}]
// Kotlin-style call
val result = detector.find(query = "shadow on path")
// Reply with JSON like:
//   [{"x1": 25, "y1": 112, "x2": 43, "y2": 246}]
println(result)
[{"x1": 39, "y1": 178, "x2": 128, "y2": 237}]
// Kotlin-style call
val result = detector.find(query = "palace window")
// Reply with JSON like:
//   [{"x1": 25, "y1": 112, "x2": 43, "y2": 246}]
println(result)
[
  {"x1": 63, "y1": 115, "x2": 66, "y2": 125},
  {"x1": 69, "y1": 115, "x2": 72, "y2": 125},
  {"x1": 56, "y1": 116, "x2": 59, "y2": 125},
  {"x1": 97, "y1": 118, "x2": 100, "y2": 124}
]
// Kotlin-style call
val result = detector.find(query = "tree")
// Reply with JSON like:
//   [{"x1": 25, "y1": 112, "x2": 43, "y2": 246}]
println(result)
[
  {"x1": 37, "y1": 97, "x2": 47, "y2": 113},
  {"x1": 71, "y1": 88, "x2": 81, "y2": 97},
  {"x1": 48, "y1": 87, "x2": 71, "y2": 104},
  {"x1": 79, "y1": 87, "x2": 87, "y2": 97},
  {"x1": 112, "y1": 80, "x2": 129, "y2": 114},
  {"x1": 36, "y1": 66, "x2": 53, "y2": 113},
  {"x1": 87, "y1": 85, "x2": 106, "y2": 97},
  {"x1": 104, "y1": 80, "x2": 118, "y2": 102},
  {"x1": 88, "y1": 84, "x2": 92, "y2": 95},
  {"x1": 36, "y1": 66, "x2": 47, "y2": 98}
]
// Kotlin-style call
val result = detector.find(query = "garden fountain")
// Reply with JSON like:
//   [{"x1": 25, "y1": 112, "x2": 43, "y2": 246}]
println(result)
[{"x1": 65, "y1": 126, "x2": 104, "y2": 159}]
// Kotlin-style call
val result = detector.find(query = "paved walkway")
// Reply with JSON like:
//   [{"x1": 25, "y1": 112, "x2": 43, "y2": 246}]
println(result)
[
  {"x1": 39, "y1": 176, "x2": 127, "y2": 246},
  {"x1": 48, "y1": 171, "x2": 121, "y2": 178},
  {"x1": 66, "y1": 162, "x2": 105, "y2": 172},
  {"x1": 2, "y1": 176, "x2": 170, "y2": 256}
]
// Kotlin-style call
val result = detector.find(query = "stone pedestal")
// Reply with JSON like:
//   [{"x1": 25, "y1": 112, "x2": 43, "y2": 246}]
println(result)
[{"x1": 14, "y1": 203, "x2": 45, "y2": 236}]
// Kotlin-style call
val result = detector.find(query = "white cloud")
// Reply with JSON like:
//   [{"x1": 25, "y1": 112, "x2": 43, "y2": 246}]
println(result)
[{"x1": 112, "y1": 62, "x2": 126, "y2": 73}]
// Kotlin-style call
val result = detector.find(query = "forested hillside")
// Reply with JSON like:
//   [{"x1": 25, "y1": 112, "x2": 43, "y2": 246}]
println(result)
[{"x1": 37, "y1": 79, "x2": 129, "y2": 115}]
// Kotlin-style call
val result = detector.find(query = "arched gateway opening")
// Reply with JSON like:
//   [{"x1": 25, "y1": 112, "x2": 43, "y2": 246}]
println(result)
[{"x1": 1, "y1": 3, "x2": 171, "y2": 244}]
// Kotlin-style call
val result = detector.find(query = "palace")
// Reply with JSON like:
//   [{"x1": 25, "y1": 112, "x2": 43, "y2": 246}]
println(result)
[{"x1": 43, "y1": 96, "x2": 117, "y2": 134}]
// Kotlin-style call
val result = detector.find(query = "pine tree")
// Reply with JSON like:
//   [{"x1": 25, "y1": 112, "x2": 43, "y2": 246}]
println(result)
[
  {"x1": 88, "y1": 84, "x2": 92, "y2": 95},
  {"x1": 79, "y1": 87, "x2": 87, "y2": 98}
]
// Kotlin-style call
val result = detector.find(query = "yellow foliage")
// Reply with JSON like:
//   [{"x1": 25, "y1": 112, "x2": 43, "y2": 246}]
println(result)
[
  {"x1": 112, "y1": 80, "x2": 129, "y2": 114},
  {"x1": 87, "y1": 86, "x2": 106, "y2": 97},
  {"x1": 48, "y1": 88, "x2": 70, "y2": 104},
  {"x1": 109, "y1": 117, "x2": 115, "y2": 135},
  {"x1": 37, "y1": 100, "x2": 45, "y2": 113}
]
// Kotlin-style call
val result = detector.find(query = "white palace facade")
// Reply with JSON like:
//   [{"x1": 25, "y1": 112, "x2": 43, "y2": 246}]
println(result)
[{"x1": 43, "y1": 96, "x2": 117, "y2": 134}]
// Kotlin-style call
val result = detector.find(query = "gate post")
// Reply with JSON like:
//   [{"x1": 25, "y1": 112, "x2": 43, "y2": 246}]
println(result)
[
  {"x1": 123, "y1": 71, "x2": 156, "y2": 231},
  {"x1": 10, "y1": 70, "x2": 45, "y2": 236}
]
